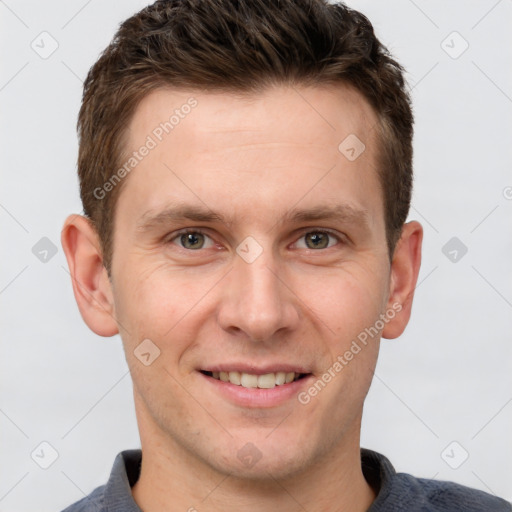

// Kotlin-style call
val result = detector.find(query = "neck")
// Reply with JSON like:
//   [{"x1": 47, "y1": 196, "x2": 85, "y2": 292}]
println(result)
[{"x1": 132, "y1": 417, "x2": 376, "y2": 512}]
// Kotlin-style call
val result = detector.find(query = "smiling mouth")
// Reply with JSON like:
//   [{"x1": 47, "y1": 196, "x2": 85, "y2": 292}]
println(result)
[{"x1": 200, "y1": 370, "x2": 309, "y2": 389}]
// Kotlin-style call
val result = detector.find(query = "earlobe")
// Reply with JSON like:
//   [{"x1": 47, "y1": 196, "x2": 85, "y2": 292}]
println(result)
[
  {"x1": 61, "y1": 214, "x2": 119, "y2": 337},
  {"x1": 382, "y1": 221, "x2": 423, "y2": 340}
]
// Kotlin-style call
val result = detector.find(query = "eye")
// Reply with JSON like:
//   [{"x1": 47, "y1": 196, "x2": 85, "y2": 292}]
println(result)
[
  {"x1": 170, "y1": 230, "x2": 215, "y2": 250},
  {"x1": 295, "y1": 231, "x2": 340, "y2": 250}
]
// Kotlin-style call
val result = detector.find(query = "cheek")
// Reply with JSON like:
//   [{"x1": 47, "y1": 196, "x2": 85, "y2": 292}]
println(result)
[
  {"x1": 301, "y1": 264, "x2": 389, "y2": 344},
  {"x1": 303, "y1": 271, "x2": 385, "y2": 415},
  {"x1": 112, "y1": 260, "x2": 218, "y2": 354}
]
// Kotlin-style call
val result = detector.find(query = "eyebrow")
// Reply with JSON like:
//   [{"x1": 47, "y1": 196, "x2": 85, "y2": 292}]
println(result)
[
  {"x1": 283, "y1": 204, "x2": 370, "y2": 229},
  {"x1": 136, "y1": 203, "x2": 370, "y2": 233},
  {"x1": 136, "y1": 204, "x2": 228, "y2": 232}
]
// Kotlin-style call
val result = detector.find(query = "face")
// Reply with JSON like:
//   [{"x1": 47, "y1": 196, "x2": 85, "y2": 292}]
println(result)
[{"x1": 109, "y1": 84, "x2": 394, "y2": 478}]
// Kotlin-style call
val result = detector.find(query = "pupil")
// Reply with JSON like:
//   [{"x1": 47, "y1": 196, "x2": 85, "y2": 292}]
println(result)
[
  {"x1": 181, "y1": 233, "x2": 203, "y2": 249},
  {"x1": 307, "y1": 232, "x2": 327, "y2": 249}
]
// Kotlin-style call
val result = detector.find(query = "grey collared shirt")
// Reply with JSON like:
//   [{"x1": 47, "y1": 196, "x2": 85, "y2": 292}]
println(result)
[{"x1": 61, "y1": 448, "x2": 511, "y2": 511}]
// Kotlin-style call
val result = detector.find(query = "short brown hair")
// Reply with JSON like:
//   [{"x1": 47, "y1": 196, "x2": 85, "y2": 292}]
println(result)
[{"x1": 77, "y1": 0, "x2": 413, "y2": 273}]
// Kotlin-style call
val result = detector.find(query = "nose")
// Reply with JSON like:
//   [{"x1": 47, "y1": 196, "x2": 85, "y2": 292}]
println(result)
[{"x1": 217, "y1": 250, "x2": 300, "y2": 343}]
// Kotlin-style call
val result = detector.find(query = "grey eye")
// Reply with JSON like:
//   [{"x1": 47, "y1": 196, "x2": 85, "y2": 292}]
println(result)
[
  {"x1": 305, "y1": 232, "x2": 329, "y2": 249},
  {"x1": 174, "y1": 231, "x2": 214, "y2": 250}
]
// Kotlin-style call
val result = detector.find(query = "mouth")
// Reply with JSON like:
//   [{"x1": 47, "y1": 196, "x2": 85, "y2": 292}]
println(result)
[{"x1": 200, "y1": 370, "x2": 310, "y2": 389}]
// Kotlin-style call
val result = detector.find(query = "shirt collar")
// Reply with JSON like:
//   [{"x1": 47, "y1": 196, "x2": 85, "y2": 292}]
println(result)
[
  {"x1": 103, "y1": 450, "x2": 142, "y2": 512},
  {"x1": 103, "y1": 447, "x2": 393, "y2": 510}
]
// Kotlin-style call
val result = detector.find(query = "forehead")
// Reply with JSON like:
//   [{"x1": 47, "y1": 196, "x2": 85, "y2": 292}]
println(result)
[
  {"x1": 128, "y1": 83, "x2": 377, "y2": 148},
  {"x1": 116, "y1": 83, "x2": 382, "y2": 231}
]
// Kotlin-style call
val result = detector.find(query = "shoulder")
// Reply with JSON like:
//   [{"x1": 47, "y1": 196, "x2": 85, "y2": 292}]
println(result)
[
  {"x1": 60, "y1": 484, "x2": 106, "y2": 512},
  {"x1": 59, "y1": 449, "x2": 142, "y2": 512},
  {"x1": 389, "y1": 472, "x2": 512, "y2": 512},
  {"x1": 361, "y1": 449, "x2": 511, "y2": 512}
]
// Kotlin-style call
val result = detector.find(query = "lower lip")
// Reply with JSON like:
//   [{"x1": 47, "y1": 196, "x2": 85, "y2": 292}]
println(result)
[{"x1": 200, "y1": 372, "x2": 313, "y2": 408}]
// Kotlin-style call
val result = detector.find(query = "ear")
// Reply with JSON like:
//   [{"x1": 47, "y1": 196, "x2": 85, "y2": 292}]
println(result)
[
  {"x1": 382, "y1": 221, "x2": 423, "y2": 339},
  {"x1": 61, "y1": 214, "x2": 119, "y2": 337}
]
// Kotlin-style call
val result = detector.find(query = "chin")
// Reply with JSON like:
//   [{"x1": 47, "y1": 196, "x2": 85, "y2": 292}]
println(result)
[
  {"x1": 215, "y1": 450, "x2": 309, "y2": 482},
  {"x1": 201, "y1": 430, "x2": 316, "y2": 481}
]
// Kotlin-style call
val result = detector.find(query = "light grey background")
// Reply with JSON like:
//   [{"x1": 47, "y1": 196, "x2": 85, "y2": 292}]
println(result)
[{"x1": 1, "y1": 1, "x2": 511, "y2": 510}]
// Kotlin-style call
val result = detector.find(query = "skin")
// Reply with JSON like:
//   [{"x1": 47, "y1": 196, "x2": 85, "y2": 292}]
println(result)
[{"x1": 62, "y1": 84, "x2": 422, "y2": 511}]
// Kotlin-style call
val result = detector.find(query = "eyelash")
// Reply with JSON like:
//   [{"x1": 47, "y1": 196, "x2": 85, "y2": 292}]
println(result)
[{"x1": 168, "y1": 228, "x2": 344, "y2": 251}]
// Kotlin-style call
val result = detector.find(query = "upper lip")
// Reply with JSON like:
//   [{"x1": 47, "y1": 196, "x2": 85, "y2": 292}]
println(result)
[{"x1": 200, "y1": 364, "x2": 311, "y2": 375}]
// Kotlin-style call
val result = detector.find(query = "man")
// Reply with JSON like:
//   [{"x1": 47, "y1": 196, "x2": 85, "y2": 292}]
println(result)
[{"x1": 60, "y1": 0, "x2": 511, "y2": 510}]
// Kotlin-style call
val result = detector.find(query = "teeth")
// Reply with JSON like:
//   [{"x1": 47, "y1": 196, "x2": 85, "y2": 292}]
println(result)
[
  {"x1": 228, "y1": 371, "x2": 241, "y2": 385},
  {"x1": 275, "y1": 372, "x2": 286, "y2": 385},
  {"x1": 209, "y1": 371, "x2": 302, "y2": 388},
  {"x1": 240, "y1": 373, "x2": 258, "y2": 388},
  {"x1": 257, "y1": 373, "x2": 276, "y2": 389}
]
